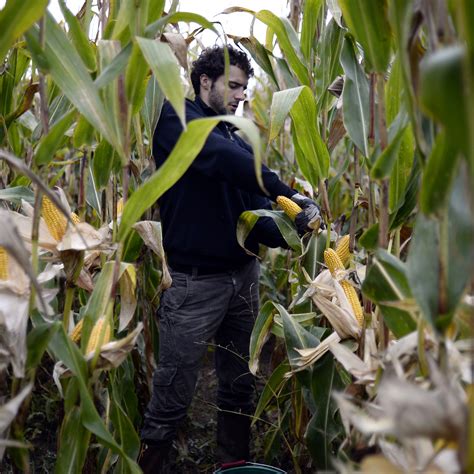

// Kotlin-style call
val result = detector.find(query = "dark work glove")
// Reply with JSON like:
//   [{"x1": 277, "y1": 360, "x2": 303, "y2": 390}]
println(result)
[{"x1": 291, "y1": 193, "x2": 324, "y2": 235}]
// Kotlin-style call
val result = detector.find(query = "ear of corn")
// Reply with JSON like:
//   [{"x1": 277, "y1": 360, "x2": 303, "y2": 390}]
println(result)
[
  {"x1": 42, "y1": 195, "x2": 67, "y2": 242},
  {"x1": 86, "y1": 317, "x2": 112, "y2": 354},
  {"x1": 335, "y1": 235, "x2": 351, "y2": 267},
  {"x1": 70, "y1": 318, "x2": 84, "y2": 343},
  {"x1": 324, "y1": 248, "x2": 364, "y2": 327},
  {"x1": 70, "y1": 212, "x2": 81, "y2": 224},
  {"x1": 116, "y1": 198, "x2": 124, "y2": 216},
  {"x1": 0, "y1": 246, "x2": 9, "y2": 280},
  {"x1": 276, "y1": 195, "x2": 302, "y2": 221}
]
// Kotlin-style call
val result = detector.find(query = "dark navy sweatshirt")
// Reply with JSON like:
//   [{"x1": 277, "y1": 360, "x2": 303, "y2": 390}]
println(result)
[{"x1": 153, "y1": 97, "x2": 296, "y2": 271}]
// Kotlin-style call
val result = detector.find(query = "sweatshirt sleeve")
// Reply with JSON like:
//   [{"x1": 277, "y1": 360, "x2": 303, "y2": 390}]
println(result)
[{"x1": 153, "y1": 101, "x2": 295, "y2": 202}]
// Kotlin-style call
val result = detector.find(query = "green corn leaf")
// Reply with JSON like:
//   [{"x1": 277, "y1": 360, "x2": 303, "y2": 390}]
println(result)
[
  {"x1": 253, "y1": 361, "x2": 291, "y2": 426},
  {"x1": 249, "y1": 301, "x2": 276, "y2": 375},
  {"x1": 301, "y1": 0, "x2": 322, "y2": 61},
  {"x1": 231, "y1": 36, "x2": 279, "y2": 89},
  {"x1": 140, "y1": 76, "x2": 164, "y2": 144},
  {"x1": 0, "y1": 0, "x2": 48, "y2": 62},
  {"x1": 109, "y1": 0, "x2": 136, "y2": 39},
  {"x1": 0, "y1": 186, "x2": 34, "y2": 204},
  {"x1": 270, "y1": 86, "x2": 329, "y2": 186},
  {"x1": 118, "y1": 115, "x2": 262, "y2": 242},
  {"x1": 370, "y1": 111, "x2": 409, "y2": 179},
  {"x1": 420, "y1": 131, "x2": 460, "y2": 215},
  {"x1": 406, "y1": 214, "x2": 439, "y2": 328},
  {"x1": 148, "y1": 0, "x2": 166, "y2": 24},
  {"x1": 110, "y1": 378, "x2": 141, "y2": 461},
  {"x1": 269, "y1": 87, "x2": 302, "y2": 141},
  {"x1": 420, "y1": 45, "x2": 468, "y2": 156},
  {"x1": 144, "y1": 12, "x2": 217, "y2": 38},
  {"x1": 338, "y1": 0, "x2": 392, "y2": 73},
  {"x1": 316, "y1": 18, "x2": 344, "y2": 111},
  {"x1": 48, "y1": 325, "x2": 141, "y2": 473},
  {"x1": 340, "y1": 36, "x2": 370, "y2": 157},
  {"x1": 306, "y1": 353, "x2": 344, "y2": 470},
  {"x1": 73, "y1": 114, "x2": 96, "y2": 148},
  {"x1": 56, "y1": 407, "x2": 90, "y2": 474},
  {"x1": 58, "y1": 0, "x2": 97, "y2": 72},
  {"x1": 445, "y1": 168, "x2": 474, "y2": 322},
  {"x1": 362, "y1": 250, "x2": 417, "y2": 337},
  {"x1": 255, "y1": 10, "x2": 310, "y2": 86},
  {"x1": 34, "y1": 110, "x2": 75, "y2": 166},
  {"x1": 92, "y1": 139, "x2": 120, "y2": 190},
  {"x1": 94, "y1": 43, "x2": 132, "y2": 90},
  {"x1": 25, "y1": 14, "x2": 122, "y2": 156},
  {"x1": 97, "y1": 40, "x2": 125, "y2": 162},
  {"x1": 26, "y1": 321, "x2": 60, "y2": 370},
  {"x1": 389, "y1": 154, "x2": 421, "y2": 229},
  {"x1": 126, "y1": 41, "x2": 150, "y2": 115},
  {"x1": 236, "y1": 209, "x2": 302, "y2": 256},
  {"x1": 388, "y1": 0, "x2": 422, "y2": 156},
  {"x1": 136, "y1": 37, "x2": 185, "y2": 128},
  {"x1": 276, "y1": 303, "x2": 320, "y2": 370}
]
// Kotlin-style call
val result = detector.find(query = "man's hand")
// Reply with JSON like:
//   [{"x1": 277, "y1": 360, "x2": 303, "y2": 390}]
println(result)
[{"x1": 291, "y1": 193, "x2": 324, "y2": 235}]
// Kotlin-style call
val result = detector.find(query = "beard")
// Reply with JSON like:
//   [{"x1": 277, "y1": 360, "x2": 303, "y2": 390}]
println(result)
[{"x1": 208, "y1": 85, "x2": 228, "y2": 115}]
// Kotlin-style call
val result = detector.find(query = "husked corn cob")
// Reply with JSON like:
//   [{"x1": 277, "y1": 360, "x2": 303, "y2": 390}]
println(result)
[
  {"x1": 70, "y1": 212, "x2": 81, "y2": 224},
  {"x1": 70, "y1": 318, "x2": 84, "y2": 343},
  {"x1": 324, "y1": 248, "x2": 364, "y2": 326},
  {"x1": 0, "y1": 246, "x2": 8, "y2": 280},
  {"x1": 335, "y1": 235, "x2": 351, "y2": 267},
  {"x1": 86, "y1": 317, "x2": 112, "y2": 354},
  {"x1": 276, "y1": 195, "x2": 302, "y2": 220},
  {"x1": 42, "y1": 195, "x2": 67, "y2": 241}
]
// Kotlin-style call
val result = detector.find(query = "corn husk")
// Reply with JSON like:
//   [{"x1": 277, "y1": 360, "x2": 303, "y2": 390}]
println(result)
[
  {"x1": 53, "y1": 323, "x2": 143, "y2": 394},
  {"x1": 0, "y1": 383, "x2": 32, "y2": 461},
  {"x1": 303, "y1": 268, "x2": 362, "y2": 339}
]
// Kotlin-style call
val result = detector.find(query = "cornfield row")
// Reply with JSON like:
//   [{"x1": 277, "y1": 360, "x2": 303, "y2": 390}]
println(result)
[{"x1": 0, "y1": 0, "x2": 472, "y2": 472}]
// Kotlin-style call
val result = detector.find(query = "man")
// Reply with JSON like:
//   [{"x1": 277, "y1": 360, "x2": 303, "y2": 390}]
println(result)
[{"x1": 139, "y1": 45, "x2": 321, "y2": 472}]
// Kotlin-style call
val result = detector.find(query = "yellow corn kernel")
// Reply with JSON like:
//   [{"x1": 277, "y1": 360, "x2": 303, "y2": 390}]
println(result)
[
  {"x1": 116, "y1": 198, "x2": 124, "y2": 216},
  {"x1": 70, "y1": 318, "x2": 84, "y2": 343},
  {"x1": 70, "y1": 212, "x2": 81, "y2": 224},
  {"x1": 86, "y1": 317, "x2": 112, "y2": 354},
  {"x1": 335, "y1": 235, "x2": 351, "y2": 267},
  {"x1": 340, "y1": 280, "x2": 364, "y2": 326},
  {"x1": 42, "y1": 195, "x2": 67, "y2": 242},
  {"x1": 0, "y1": 246, "x2": 9, "y2": 280},
  {"x1": 324, "y1": 247, "x2": 345, "y2": 274},
  {"x1": 276, "y1": 195, "x2": 302, "y2": 221},
  {"x1": 324, "y1": 248, "x2": 364, "y2": 326}
]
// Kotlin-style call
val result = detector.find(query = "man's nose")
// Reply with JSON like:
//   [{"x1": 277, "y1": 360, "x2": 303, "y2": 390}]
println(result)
[{"x1": 234, "y1": 88, "x2": 246, "y2": 101}]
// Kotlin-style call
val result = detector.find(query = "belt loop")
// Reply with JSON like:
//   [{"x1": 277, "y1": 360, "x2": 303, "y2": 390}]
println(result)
[{"x1": 192, "y1": 266, "x2": 198, "y2": 279}]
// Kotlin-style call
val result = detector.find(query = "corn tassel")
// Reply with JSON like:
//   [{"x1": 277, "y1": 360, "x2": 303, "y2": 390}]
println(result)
[
  {"x1": 42, "y1": 196, "x2": 67, "y2": 242},
  {"x1": 276, "y1": 195, "x2": 302, "y2": 220},
  {"x1": 86, "y1": 317, "x2": 112, "y2": 354},
  {"x1": 70, "y1": 319, "x2": 83, "y2": 343},
  {"x1": 0, "y1": 246, "x2": 9, "y2": 280},
  {"x1": 324, "y1": 248, "x2": 364, "y2": 326},
  {"x1": 335, "y1": 235, "x2": 351, "y2": 267}
]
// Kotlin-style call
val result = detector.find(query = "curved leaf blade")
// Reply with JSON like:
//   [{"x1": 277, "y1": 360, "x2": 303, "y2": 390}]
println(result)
[
  {"x1": 0, "y1": 0, "x2": 48, "y2": 62},
  {"x1": 136, "y1": 37, "x2": 185, "y2": 127},
  {"x1": 338, "y1": 0, "x2": 392, "y2": 73},
  {"x1": 340, "y1": 36, "x2": 370, "y2": 157}
]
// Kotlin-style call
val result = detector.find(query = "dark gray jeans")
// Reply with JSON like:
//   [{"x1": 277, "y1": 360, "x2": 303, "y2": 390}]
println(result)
[{"x1": 141, "y1": 259, "x2": 259, "y2": 448}]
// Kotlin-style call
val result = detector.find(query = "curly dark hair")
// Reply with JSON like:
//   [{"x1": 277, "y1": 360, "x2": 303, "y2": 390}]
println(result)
[{"x1": 190, "y1": 45, "x2": 254, "y2": 95}]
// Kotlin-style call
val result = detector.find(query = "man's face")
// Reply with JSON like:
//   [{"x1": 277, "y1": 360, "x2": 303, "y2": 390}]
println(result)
[{"x1": 202, "y1": 65, "x2": 248, "y2": 115}]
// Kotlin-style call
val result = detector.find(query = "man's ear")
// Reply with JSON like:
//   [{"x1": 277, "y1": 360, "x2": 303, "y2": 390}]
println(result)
[{"x1": 200, "y1": 74, "x2": 211, "y2": 91}]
